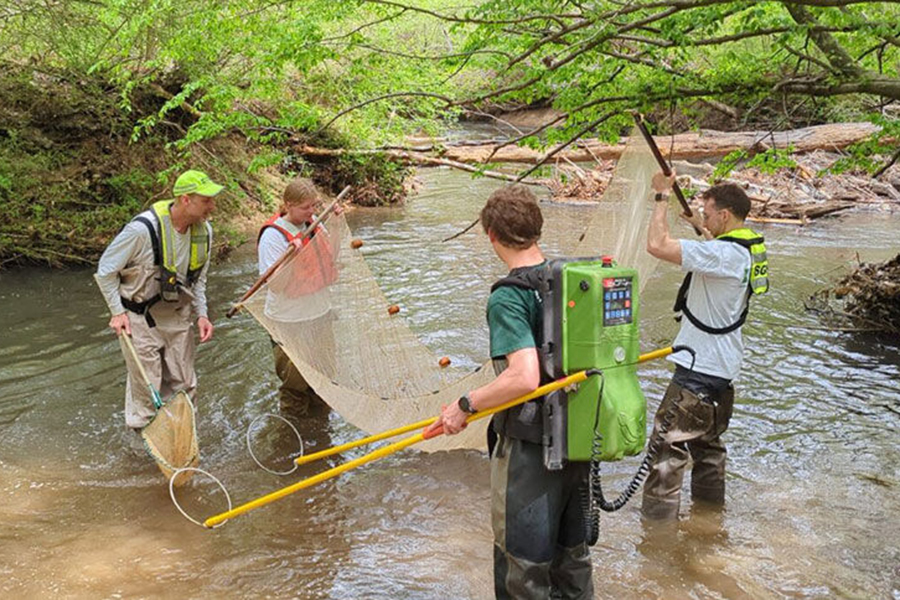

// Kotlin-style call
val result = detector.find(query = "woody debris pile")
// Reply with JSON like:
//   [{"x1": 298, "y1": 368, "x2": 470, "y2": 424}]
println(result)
[{"x1": 831, "y1": 253, "x2": 900, "y2": 334}]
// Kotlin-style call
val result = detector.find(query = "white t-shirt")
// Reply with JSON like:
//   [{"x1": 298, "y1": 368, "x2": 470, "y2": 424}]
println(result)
[
  {"x1": 668, "y1": 238, "x2": 751, "y2": 381},
  {"x1": 257, "y1": 216, "x2": 331, "y2": 322}
]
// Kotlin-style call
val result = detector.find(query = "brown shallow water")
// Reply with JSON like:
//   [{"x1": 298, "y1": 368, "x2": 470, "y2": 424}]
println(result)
[{"x1": 1, "y1": 168, "x2": 899, "y2": 598}]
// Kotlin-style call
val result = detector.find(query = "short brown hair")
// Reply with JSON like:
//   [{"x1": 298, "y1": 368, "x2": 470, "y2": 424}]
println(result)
[
  {"x1": 703, "y1": 183, "x2": 751, "y2": 220},
  {"x1": 480, "y1": 185, "x2": 543, "y2": 249},
  {"x1": 283, "y1": 177, "x2": 319, "y2": 207}
]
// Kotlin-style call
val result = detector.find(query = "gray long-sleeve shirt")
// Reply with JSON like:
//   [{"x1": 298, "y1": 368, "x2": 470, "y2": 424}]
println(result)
[{"x1": 96, "y1": 212, "x2": 211, "y2": 318}]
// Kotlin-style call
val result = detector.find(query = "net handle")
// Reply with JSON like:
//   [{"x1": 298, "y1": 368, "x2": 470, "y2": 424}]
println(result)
[
  {"x1": 226, "y1": 185, "x2": 351, "y2": 318},
  {"x1": 202, "y1": 368, "x2": 599, "y2": 528},
  {"x1": 246, "y1": 413, "x2": 304, "y2": 476},
  {"x1": 203, "y1": 347, "x2": 680, "y2": 527},
  {"x1": 630, "y1": 112, "x2": 703, "y2": 237},
  {"x1": 120, "y1": 331, "x2": 163, "y2": 410}
]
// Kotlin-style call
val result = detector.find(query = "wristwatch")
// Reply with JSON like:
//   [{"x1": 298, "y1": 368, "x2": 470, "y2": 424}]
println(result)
[
  {"x1": 458, "y1": 393, "x2": 477, "y2": 414},
  {"x1": 654, "y1": 192, "x2": 669, "y2": 202}
]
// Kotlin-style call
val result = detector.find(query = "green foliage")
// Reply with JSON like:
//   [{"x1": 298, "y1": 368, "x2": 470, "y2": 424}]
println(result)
[
  {"x1": 248, "y1": 151, "x2": 286, "y2": 175},
  {"x1": 746, "y1": 146, "x2": 797, "y2": 174},
  {"x1": 826, "y1": 114, "x2": 900, "y2": 175},
  {"x1": 712, "y1": 146, "x2": 797, "y2": 181},
  {"x1": 712, "y1": 149, "x2": 749, "y2": 182},
  {"x1": 105, "y1": 170, "x2": 157, "y2": 210},
  {"x1": 328, "y1": 152, "x2": 411, "y2": 206},
  {"x1": 2, "y1": 0, "x2": 899, "y2": 266}
]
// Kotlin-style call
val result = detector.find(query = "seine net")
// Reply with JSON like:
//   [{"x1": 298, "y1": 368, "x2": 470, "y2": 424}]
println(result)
[{"x1": 242, "y1": 130, "x2": 664, "y2": 451}]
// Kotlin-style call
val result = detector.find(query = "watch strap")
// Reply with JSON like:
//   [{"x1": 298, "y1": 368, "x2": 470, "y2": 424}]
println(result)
[{"x1": 459, "y1": 393, "x2": 477, "y2": 414}]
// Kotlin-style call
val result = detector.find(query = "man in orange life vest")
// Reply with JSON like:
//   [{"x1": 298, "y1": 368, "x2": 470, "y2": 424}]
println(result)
[{"x1": 257, "y1": 177, "x2": 339, "y2": 419}]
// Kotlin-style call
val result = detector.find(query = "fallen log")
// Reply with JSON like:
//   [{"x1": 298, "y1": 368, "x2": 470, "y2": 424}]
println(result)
[
  {"x1": 437, "y1": 122, "x2": 881, "y2": 165},
  {"x1": 295, "y1": 145, "x2": 545, "y2": 186},
  {"x1": 746, "y1": 216, "x2": 806, "y2": 225}
]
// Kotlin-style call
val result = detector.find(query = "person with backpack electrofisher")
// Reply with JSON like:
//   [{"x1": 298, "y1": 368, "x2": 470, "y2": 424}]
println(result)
[
  {"x1": 257, "y1": 177, "x2": 339, "y2": 419},
  {"x1": 426, "y1": 185, "x2": 593, "y2": 600},
  {"x1": 96, "y1": 170, "x2": 222, "y2": 430},
  {"x1": 642, "y1": 172, "x2": 768, "y2": 521}
]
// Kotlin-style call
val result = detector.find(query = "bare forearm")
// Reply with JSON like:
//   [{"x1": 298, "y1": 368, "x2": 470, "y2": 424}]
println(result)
[
  {"x1": 469, "y1": 364, "x2": 539, "y2": 412},
  {"x1": 647, "y1": 201, "x2": 670, "y2": 252}
]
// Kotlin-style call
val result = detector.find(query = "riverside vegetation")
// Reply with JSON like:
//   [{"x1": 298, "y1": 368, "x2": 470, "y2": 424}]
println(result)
[{"x1": 1, "y1": 0, "x2": 898, "y2": 269}]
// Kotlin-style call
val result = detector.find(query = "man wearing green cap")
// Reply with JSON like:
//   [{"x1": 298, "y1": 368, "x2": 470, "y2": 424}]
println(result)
[{"x1": 96, "y1": 169, "x2": 223, "y2": 429}]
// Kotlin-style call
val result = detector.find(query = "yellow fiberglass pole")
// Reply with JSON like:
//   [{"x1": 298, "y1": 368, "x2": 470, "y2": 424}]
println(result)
[
  {"x1": 204, "y1": 368, "x2": 596, "y2": 528},
  {"x1": 295, "y1": 415, "x2": 436, "y2": 466},
  {"x1": 295, "y1": 346, "x2": 676, "y2": 466},
  {"x1": 204, "y1": 346, "x2": 682, "y2": 528}
]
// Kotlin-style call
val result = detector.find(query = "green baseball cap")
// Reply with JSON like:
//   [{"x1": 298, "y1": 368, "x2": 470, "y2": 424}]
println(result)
[{"x1": 172, "y1": 170, "x2": 224, "y2": 197}]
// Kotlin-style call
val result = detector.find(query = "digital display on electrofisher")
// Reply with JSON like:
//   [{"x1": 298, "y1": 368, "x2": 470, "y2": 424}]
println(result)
[{"x1": 602, "y1": 276, "x2": 633, "y2": 326}]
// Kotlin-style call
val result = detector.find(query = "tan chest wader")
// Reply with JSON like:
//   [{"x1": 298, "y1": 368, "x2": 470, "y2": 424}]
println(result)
[
  {"x1": 494, "y1": 257, "x2": 696, "y2": 545},
  {"x1": 117, "y1": 201, "x2": 209, "y2": 485}
]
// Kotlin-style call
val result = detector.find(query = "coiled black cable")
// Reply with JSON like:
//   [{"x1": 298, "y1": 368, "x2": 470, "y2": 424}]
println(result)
[{"x1": 583, "y1": 345, "x2": 696, "y2": 546}]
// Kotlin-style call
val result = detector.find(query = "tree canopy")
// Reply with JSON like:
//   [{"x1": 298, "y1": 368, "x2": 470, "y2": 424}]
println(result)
[{"x1": 3, "y1": 1, "x2": 898, "y2": 147}]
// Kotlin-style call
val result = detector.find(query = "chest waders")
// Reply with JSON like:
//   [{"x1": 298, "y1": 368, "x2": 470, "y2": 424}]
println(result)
[{"x1": 495, "y1": 257, "x2": 696, "y2": 546}]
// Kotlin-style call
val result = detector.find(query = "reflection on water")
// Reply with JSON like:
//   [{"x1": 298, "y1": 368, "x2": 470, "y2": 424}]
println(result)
[{"x1": 0, "y1": 168, "x2": 898, "y2": 598}]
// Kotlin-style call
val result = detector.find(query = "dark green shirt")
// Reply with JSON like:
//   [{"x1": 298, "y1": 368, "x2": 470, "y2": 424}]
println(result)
[{"x1": 486, "y1": 265, "x2": 544, "y2": 361}]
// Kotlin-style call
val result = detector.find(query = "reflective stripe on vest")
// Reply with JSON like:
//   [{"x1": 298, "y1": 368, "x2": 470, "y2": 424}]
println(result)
[
  {"x1": 717, "y1": 227, "x2": 769, "y2": 296},
  {"x1": 150, "y1": 200, "x2": 210, "y2": 301}
]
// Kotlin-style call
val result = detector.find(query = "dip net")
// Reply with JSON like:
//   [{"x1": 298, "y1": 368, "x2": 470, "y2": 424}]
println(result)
[
  {"x1": 242, "y1": 131, "x2": 664, "y2": 451},
  {"x1": 140, "y1": 390, "x2": 200, "y2": 486}
]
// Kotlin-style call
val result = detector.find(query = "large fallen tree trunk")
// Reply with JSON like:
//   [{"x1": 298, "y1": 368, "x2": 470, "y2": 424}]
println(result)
[
  {"x1": 438, "y1": 122, "x2": 881, "y2": 165},
  {"x1": 295, "y1": 146, "x2": 544, "y2": 185},
  {"x1": 296, "y1": 122, "x2": 881, "y2": 167}
]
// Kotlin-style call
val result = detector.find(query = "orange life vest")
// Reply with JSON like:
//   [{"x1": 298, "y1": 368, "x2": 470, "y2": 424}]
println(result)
[{"x1": 258, "y1": 214, "x2": 338, "y2": 296}]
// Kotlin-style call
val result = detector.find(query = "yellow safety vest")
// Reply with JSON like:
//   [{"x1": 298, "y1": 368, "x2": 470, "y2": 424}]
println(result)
[
  {"x1": 149, "y1": 200, "x2": 210, "y2": 302},
  {"x1": 717, "y1": 227, "x2": 769, "y2": 296}
]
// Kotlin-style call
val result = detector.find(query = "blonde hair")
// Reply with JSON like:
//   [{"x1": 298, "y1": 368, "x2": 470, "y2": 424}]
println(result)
[{"x1": 281, "y1": 178, "x2": 319, "y2": 213}]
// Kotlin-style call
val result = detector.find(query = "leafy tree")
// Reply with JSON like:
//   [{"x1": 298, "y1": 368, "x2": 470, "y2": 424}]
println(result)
[{"x1": 2, "y1": 0, "x2": 898, "y2": 168}]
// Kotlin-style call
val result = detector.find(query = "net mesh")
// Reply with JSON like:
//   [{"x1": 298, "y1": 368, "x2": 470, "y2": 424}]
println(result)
[
  {"x1": 243, "y1": 130, "x2": 663, "y2": 451},
  {"x1": 141, "y1": 390, "x2": 200, "y2": 486}
]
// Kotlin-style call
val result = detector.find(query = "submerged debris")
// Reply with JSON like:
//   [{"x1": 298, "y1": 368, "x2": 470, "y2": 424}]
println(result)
[
  {"x1": 809, "y1": 253, "x2": 900, "y2": 334},
  {"x1": 833, "y1": 254, "x2": 900, "y2": 333}
]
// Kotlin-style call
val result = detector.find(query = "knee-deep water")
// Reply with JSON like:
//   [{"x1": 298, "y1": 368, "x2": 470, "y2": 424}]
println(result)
[{"x1": 1, "y1": 168, "x2": 898, "y2": 598}]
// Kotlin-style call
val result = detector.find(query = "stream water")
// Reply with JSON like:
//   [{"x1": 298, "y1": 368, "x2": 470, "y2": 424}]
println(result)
[{"x1": 1, "y1": 167, "x2": 898, "y2": 598}]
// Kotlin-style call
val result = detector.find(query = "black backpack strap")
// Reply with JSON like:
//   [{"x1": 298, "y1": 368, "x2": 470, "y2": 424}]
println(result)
[
  {"x1": 674, "y1": 272, "x2": 750, "y2": 335},
  {"x1": 134, "y1": 215, "x2": 160, "y2": 266},
  {"x1": 672, "y1": 272, "x2": 693, "y2": 314},
  {"x1": 120, "y1": 294, "x2": 162, "y2": 328},
  {"x1": 680, "y1": 291, "x2": 750, "y2": 335},
  {"x1": 490, "y1": 266, "x2": 545, "y2": 294},
  {"x1": 489, "y1": 265, "x2": 548, "y2": 445}
]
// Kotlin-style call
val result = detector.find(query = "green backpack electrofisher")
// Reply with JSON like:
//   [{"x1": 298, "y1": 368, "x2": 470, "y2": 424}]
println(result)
[
  {"x1": 539, "y1": 257, "x2": 645, "y2": 469},
  {"x1": 494, "y1": 256, "x2": 647, "y2": 470}
]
